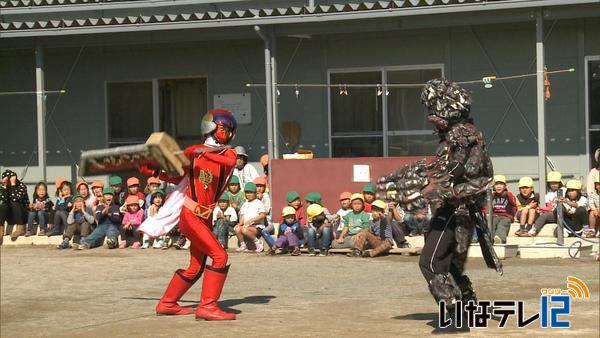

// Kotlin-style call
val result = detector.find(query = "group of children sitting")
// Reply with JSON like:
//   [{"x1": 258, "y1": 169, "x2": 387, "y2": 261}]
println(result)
[
  {"x1": 26, "y1": 175, "x2": 186, "y2": 250},
  {"x1": 216, "y1": 179, "x2": 412, "y2": 258},
  {"x1": 491, "y1": 171, "x2": 600, "y2": 243}
]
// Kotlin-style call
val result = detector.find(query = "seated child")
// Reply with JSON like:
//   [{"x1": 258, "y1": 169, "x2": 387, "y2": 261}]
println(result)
[
  {"x1": 109, "y1": 176, "x2": 125, "y2": 206},
  {"x1": 227, "y1": 175, "x2": 245, "y2": 214},
  {"x1": 331, "y1": 193, "x2": 370, "y2": 249},
  {"x1": 490, "y1": 175, "x2": 517, "y2": 243},
  {"x1": 362, "y1": 183, "x2": 377, "y2": 213},
  {"x1": 559, "y1": 180, "x2": 590, "y2": 237},
  {"x1": 119, "y1": 177, "x2": 145, "y2": 213},
  {"x1": 527, "y1": 171, "x2": 566, "y2": 237},
  {"x1": 514, "y1": 177, "x2": 540, "y2": 236},
  {"x1": 333, "y1": 192, "x2": 352, "y2": 239},
  {"x1": 212, "y1": 191, "x2": 238, "y2": 248},
  {"x1": 120, "y1": 195, "x2": 145, "y2": 248},
  {"x1": 234, "y1": 183, "x2": 266, "y2": 253},
  {"x1": 142, "y1": 189, "x2": 166, "y2": 249},
  {"x1": 306, "y1": 204, "x2": 332, "y2": 256},
  {"x1": 589, "y1": 175, "x2": 600, "y2": 237},
  {"x1": 348, "y1": 200, "x2": 395, "y2": 257},
  {"x1": 262, "y1": 191, "x2": 307, "y2": 249},
  {"x1": 267, "y1": 206, "x2": 301, "y2": 256},
  {"x1": 78, "y1": 187, "x2": 122, "y2": 250},
  {"x1": 89, "y1": 180, "x2": 104, "y2": 212},
  {"x1": 27, "y1": 182, "x2": 53, "y2": 236},
  {"x1": 48, "y1": 181, "x2": 73, "y2": 237},
  {"x1": 144, "y1": 176, "x2": 162, "y2": 217},
  {"x1": 58, "y1": 194, "x2": 94, "y2": 249}
]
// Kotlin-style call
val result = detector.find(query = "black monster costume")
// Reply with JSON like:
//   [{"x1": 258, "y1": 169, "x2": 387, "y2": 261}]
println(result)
[{"x1": 377, "y1": 78, "x2": 502, "y2": 333}]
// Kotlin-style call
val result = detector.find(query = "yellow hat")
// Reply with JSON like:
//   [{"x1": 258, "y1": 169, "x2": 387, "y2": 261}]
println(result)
[
  {"x1": 595, "y1": 175, "x2": 600, "y2": 184},
  {"x1": 307, "y1": 204, "x2": 325, "y2": 222},
  {"x1": 282, "y1": 206, "x2": 296, "y2": 218},
  {"x1": 350, "y1": 193, "x2": 365, "y2": 202},
  {"x1": 546, "y1": 171, "x2": 562, "y2": 183},
  {"x1": 565, "y1": 180, "x2": 582, "y2": 190},
  {"x1": 518, "y1": 177, "x2": 534, "y2": 188},
  {"x1": 371, "y1": 200, "x2": 387, "y2": 211},
  {"x1": 493, "y1": 175, "x2": 507, "y2": 184}
]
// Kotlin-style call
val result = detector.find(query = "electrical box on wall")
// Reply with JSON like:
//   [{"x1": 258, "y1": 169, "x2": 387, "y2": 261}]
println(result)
[{"x1": 214, "y1": 93, "x2": 252, "y2": 125}]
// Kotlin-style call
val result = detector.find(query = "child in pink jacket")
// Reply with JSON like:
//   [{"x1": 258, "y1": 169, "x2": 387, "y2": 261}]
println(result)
[{"x1": 120, "y1": 195, "x2": 145, "y2": 248}]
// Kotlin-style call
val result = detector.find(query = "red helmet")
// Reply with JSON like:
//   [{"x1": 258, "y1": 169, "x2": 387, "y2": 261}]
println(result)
[{"x1": 201, "y1": 109, "x2": 237, "y2": 144}]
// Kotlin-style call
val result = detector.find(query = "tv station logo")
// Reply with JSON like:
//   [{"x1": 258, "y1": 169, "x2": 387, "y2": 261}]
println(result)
[{"x1": 438, "y1": 276, "x2": 591, "y2": 329}]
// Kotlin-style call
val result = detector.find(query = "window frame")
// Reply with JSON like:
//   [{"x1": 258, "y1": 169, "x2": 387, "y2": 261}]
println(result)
[
  {"x1": 327, "y1": 64, "x2": 444, "y2": 157},
  {"x1": 585, "y1": 55, "x2": 600, "y2": 169},
  {"x1": 104, "y1": 75, "x2": 208, "y2": 148}
]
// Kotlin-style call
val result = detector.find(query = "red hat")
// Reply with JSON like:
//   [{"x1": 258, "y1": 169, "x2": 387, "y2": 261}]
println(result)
[
  {"x1": 91, "y1": 180, "x2": 104, "y2": 189},
  {"x1": 127, "y1": 177, "x2": 140, "y2": 187},
  {"x1": 253, "y1": 176, "x2": 268, "y2": 186},
  {"x1": 339, "y1": 192, "x2": 352, "y2": 201},
  {"x1": 126, "y1": 195, "x2": 140, "y2": 206},
  {"x1": 76, "y1": 181, "x2": 88, "y2": 190},
  {"x1": 55, "y1": 177, "x2": 67, "y2": 188},
  {"x1": 147, "y1": 177, "x2": 161, "y2": 185}
]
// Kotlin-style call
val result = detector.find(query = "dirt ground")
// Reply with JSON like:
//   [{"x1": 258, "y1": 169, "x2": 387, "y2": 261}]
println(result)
[{"x1": 1, "y1": 246, "x2": 598, "y2": 337}]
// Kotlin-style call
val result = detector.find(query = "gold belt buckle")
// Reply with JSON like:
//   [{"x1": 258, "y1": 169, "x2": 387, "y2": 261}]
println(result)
[{"x1": 193, "y1": 203, "x2": 214, "y2": 220}]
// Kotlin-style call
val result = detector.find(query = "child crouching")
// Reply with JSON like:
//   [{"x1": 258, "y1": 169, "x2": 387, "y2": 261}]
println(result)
[
  {"x1": 120, "y1": 195, "x2": 145, "y2": 248},
  {"x1": 78, "y1": 187, "x2": 121, "y2": 250},
  {"x1": 266, "y1": 207, "x2": 301, "y2": 256}
]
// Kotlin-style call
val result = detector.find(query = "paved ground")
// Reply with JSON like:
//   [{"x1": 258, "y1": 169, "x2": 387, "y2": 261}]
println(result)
[{"x1": 1, "y1": 246, "x2": 599, "y2": 337}]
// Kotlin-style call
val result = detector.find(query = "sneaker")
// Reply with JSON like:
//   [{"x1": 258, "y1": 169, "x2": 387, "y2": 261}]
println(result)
[
  {"x1": 119, "y1": 240, "x2": 127, "y2": 249},
  {"x1": 72, "y1": 243, "x2": 79, "y2": 250},
  {"x1": 362, "y1": 249, "x2": 372, "y2": 258},
  {"x1": 25, "y1": 231, "x2": 32, "y2": 237},
  {"x1": 153, "y1": 239, "x2": 163, "y2": 249},
  {"x1": 161, "y1": 238, "x2": 170, "y2": 250},
  {"x1": 408, "y1": 229, "x2": 418, "y2": 237},
  {"x1": 77, "y1": 243, "x2": 90, "y2": 250},
  {"x1": 57, "y1": 239, "x2": 71, "y2": 249},
  {"x1": 141, "y1": 241, "x2": 150, "y2": 249},
  {"x1": 514, "y1": 229, "x2": 525, "y2": 237},
  {"x1": 346, "y1": 249, "x2": 361, "y2": 257},
  {"x1": 235, "y1": 242, "x2": 248, "y2": 252},
  {"x1": 266, "y1": 248, "x2": 276, "y2": 256},
  {"x1": 275, "y1": 248, "x2": 284, "y2": 255},
  {"x1": 308, "y1": 248, "x2": 316, "y2": 256},
  {"x1": 131, "y1": 242, "x2": 141, "y2": 249},
  {"x1": 493, "y1": 235, "x2": 503, "y2": 244},
  {"x1": 182, "y1": 240, "x2": 191, "y2": 250},
  {"x1": 38, "y1": 229, "x2": 46, "y2": 236},
  {"x1": 527, "y1": 228, "x2": 537, "y2": 237},
  {"x1": 106, "y1": 238, "x2": 118, "y2": 249},
  {"x1": 397, "y1": 241, "x2": 411, "y2": 248},
  {"x1": 254, "y1": 239, "x2": 264, "y2": 253},
  {"x1": 291, "y1": 247, "x2": 301, "y2": 256},
  {"x1": 319, "y1": 249, "x2": 329, "y2": 257}
]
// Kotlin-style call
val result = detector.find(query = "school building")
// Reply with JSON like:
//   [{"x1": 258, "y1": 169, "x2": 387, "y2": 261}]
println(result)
[{"x1": 1, "y1": 0, "x2": 599, "y2": 193}]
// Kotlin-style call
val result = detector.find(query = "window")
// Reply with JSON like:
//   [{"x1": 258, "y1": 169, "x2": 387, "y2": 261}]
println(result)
[
  {"x1": 159, "y1": 77, "x2": 208, "y2": 148},
  {"x1": 107, "y1": 81, "x2": 153, "y2": 146},
  {"x1": 387, "y1": 68, "x2": 441, "y2": 156},
  {"x1": 329, "y1": 65, "x2": 442, "y2": 157},
  {"x1": 587, "y1": 57, "x2": 600, "y2": 165}
]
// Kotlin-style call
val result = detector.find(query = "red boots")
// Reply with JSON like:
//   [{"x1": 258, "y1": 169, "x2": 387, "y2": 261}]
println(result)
[
  {"x1": 156, "y1": 269, "x2": 196, "y2": 316},
  {"x1": 195, "y1": 265, "x2": 236, "y2": 321}
]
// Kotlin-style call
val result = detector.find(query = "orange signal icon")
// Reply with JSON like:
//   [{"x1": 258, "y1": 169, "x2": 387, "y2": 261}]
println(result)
[{"x1": 565, "y1": 276, "x2": 590, "y2": 300}]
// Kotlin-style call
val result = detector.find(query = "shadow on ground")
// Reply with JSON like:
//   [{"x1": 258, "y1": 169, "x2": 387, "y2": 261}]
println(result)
[{"x1": 123, "y1": 295, "x2": 276, "y2": 314}]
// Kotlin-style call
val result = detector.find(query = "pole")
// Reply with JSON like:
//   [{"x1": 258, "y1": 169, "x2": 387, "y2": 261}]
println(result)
[
  {"x1": 254, "y1": 26, "x2": 275, "y2": 190},
  {"x1": 536, "y1": 10, "x2": 558, "y2": 243},
  {"x1": 35, "y1": 44, "x2": 47, "y2": 183},
  {"x1": 270, "y1": 28, "x2": 279, "y2": 159}
]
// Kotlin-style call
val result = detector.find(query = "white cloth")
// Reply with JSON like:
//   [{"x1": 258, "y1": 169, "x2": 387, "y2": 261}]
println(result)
[
  {"x1": 233, "y1": 164, "x2": 259, "y2": 190},
  {"x1": 239, "y1": 199, "x2": 266, "y2": 227},
  {"x1": 138, "y1": 177, "x2": 188, "y2": 237},
  {"x1": 544, "y1": 187, "x2": 567, "y2": 205},
  {"x1": 562, "y1": 196, "x2": 588, "y2": 214},
  {"x1": 212, "y1": 206, "x2": 238, "y2": 225}
]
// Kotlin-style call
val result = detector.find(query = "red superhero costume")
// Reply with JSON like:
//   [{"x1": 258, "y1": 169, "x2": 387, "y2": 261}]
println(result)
[{"x1": 139, "y1": 109, "x2": 238, "y2": 321}]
